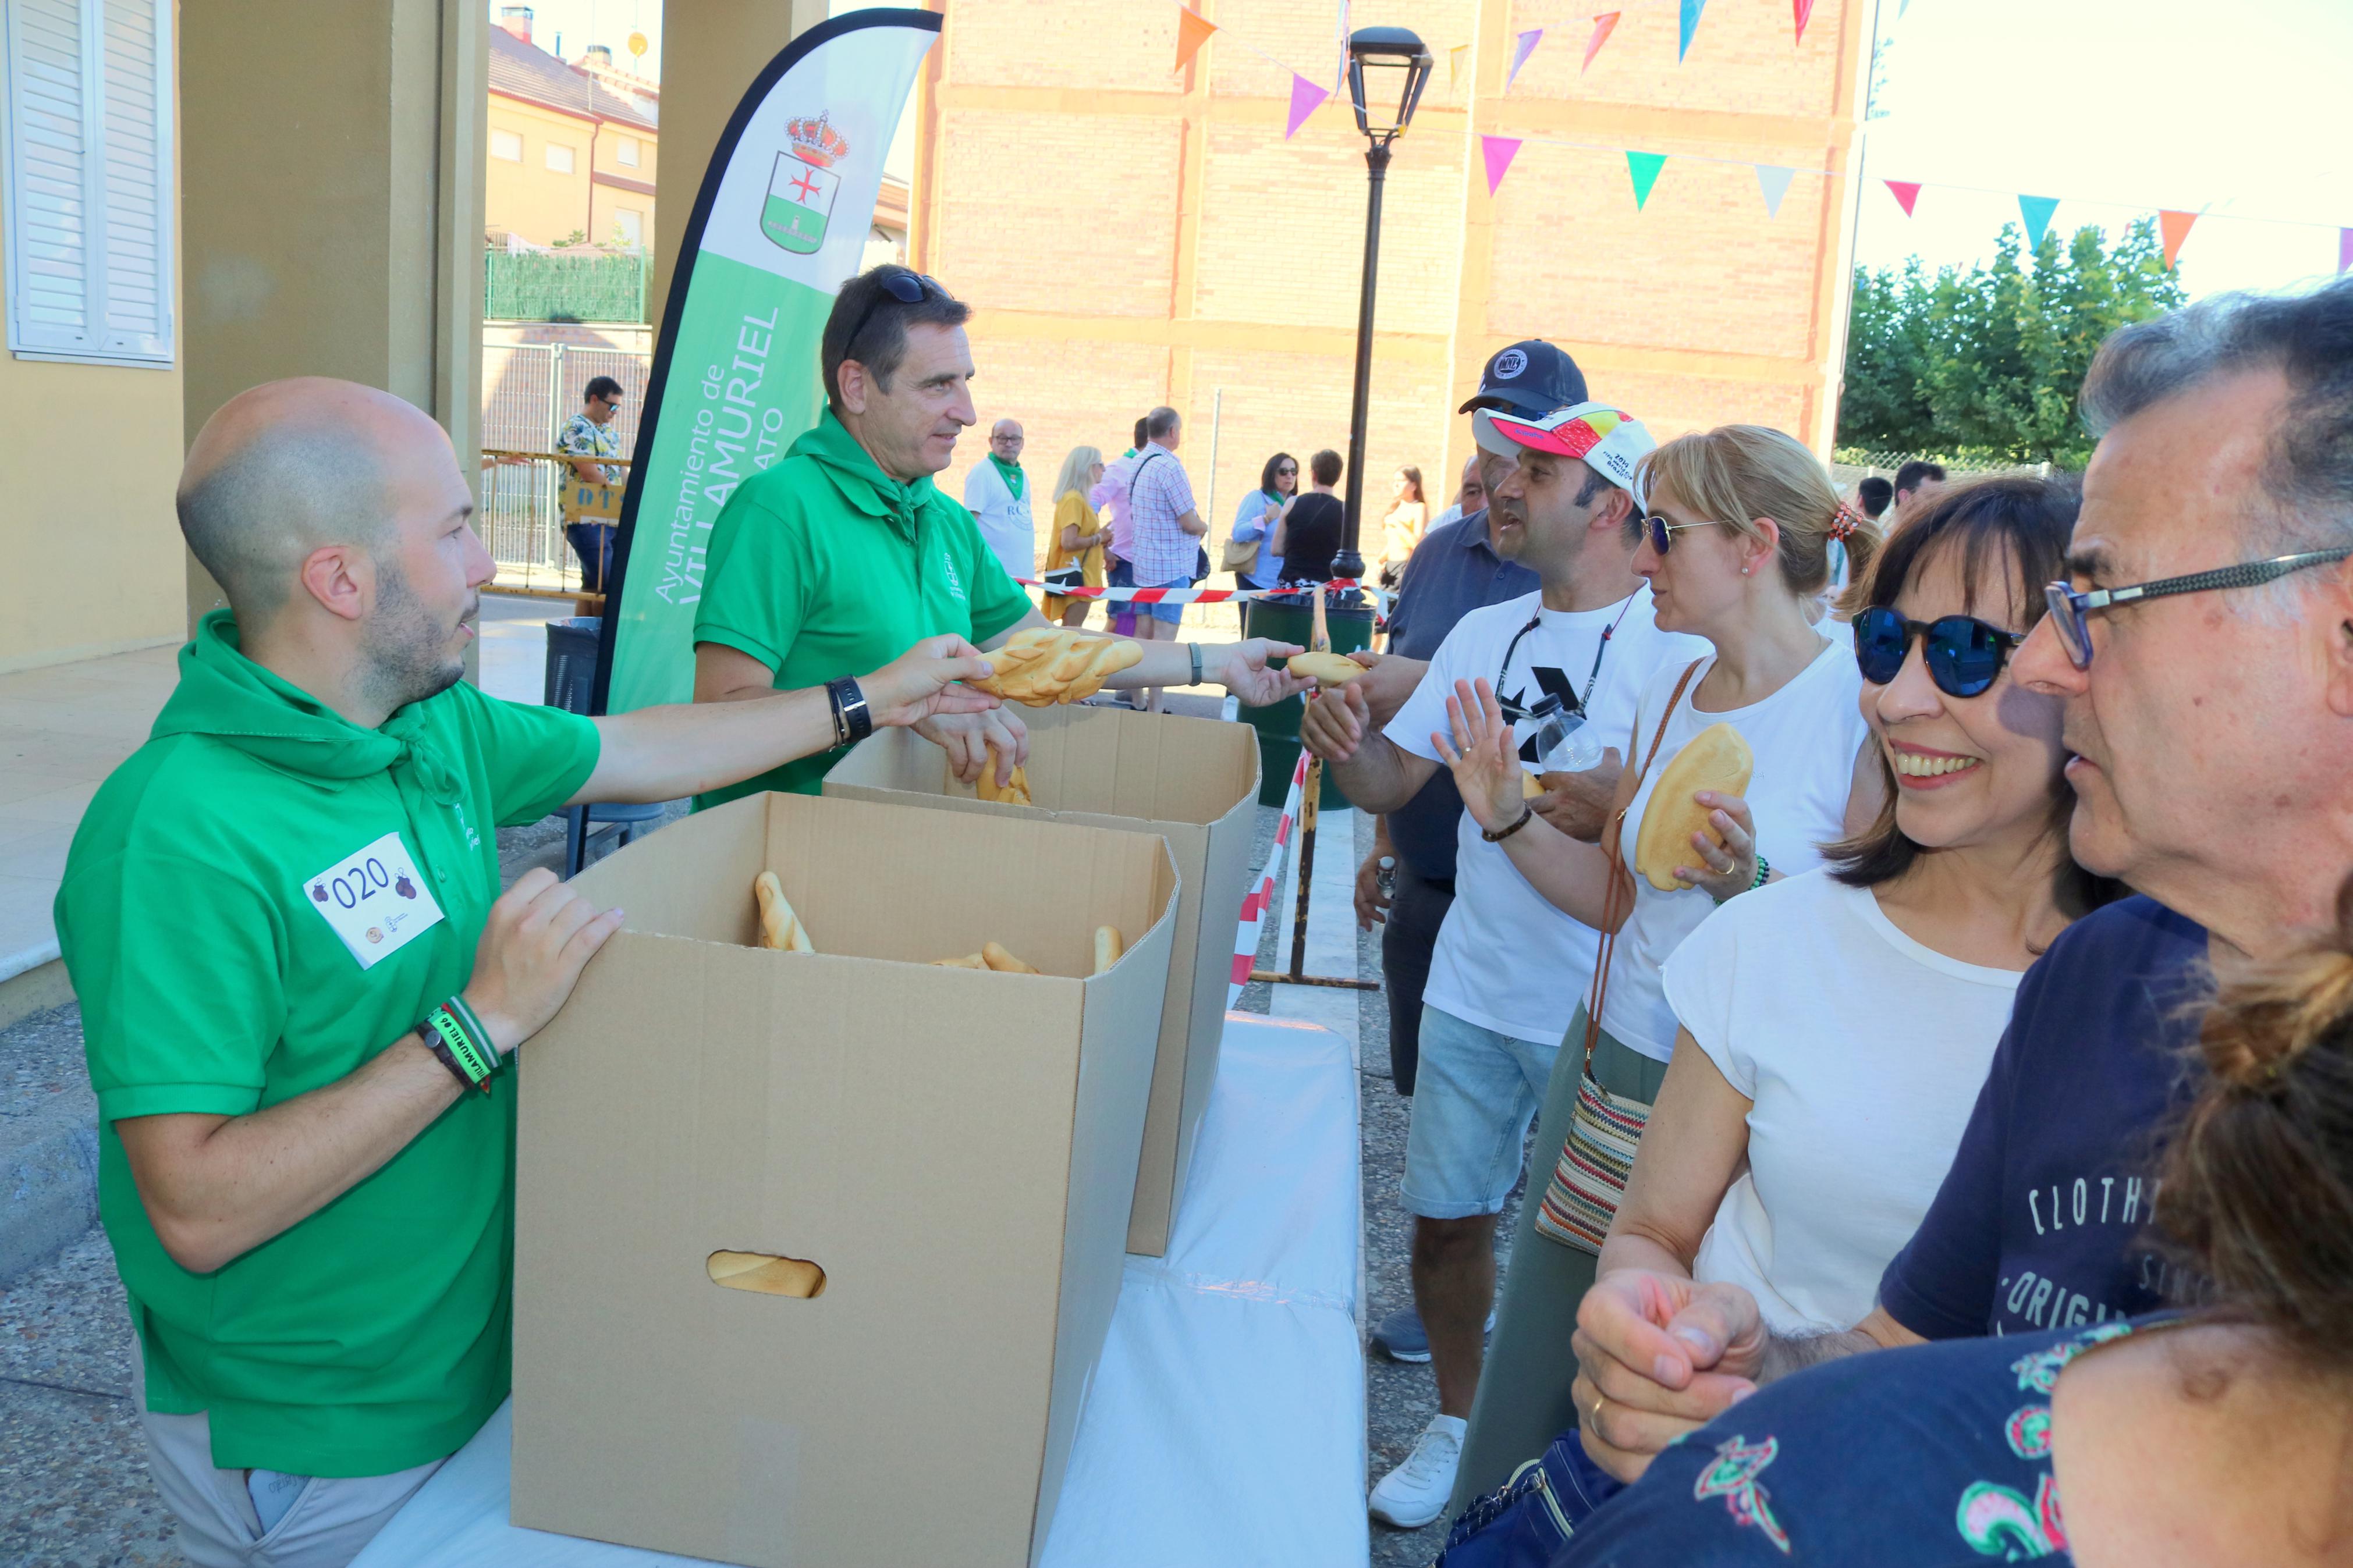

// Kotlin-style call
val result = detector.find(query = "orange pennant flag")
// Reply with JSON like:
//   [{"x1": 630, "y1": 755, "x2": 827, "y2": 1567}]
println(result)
[
  {"x1": 1174, "y1": 6, "x2": 1217, "y2": 73},
  {"x1": 2158, "y1": 209, "x2": 2198, "y2": 270}
]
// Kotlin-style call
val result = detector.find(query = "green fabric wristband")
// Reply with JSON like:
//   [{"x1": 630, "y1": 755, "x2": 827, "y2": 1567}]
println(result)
[{"x1": 425, "y1": 1000, "x2": 498, "y2": 1091}]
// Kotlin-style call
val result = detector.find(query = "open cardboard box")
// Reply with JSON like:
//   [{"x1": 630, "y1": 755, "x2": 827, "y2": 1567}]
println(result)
[
  {"x1": 824, "y1": 703, "x2": 1259, "y2": 1256},
  {"x1": 511, "y1": 792, "x2": 1179, "y2": 1568}
]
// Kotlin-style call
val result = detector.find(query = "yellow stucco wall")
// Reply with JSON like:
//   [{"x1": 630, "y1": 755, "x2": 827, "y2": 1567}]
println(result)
[
  {"x1": 0, "y1": 33, "x2": 186, "y2": 673},
  {"x1": 487, "y1": 91, "x2": 656, "y2": 251}
]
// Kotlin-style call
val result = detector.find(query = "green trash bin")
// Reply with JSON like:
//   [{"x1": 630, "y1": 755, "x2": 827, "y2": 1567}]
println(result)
[{"x1": 1236, "y1": 596, "x2": 1376, "y2": 809}]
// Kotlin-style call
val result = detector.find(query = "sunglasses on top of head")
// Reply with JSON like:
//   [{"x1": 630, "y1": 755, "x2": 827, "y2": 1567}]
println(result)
[
  {"x1": 842, "y1": 269, "x2": 951, "y2": 360},
  {"x1": 1854, "y1": 606, "x2": 2026, "y2": 698}
]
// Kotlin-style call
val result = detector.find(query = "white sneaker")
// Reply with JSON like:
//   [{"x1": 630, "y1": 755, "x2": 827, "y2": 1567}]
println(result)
[{"x1": 1369, "y1": 1414, "x2": 1467, "y2": 1529}]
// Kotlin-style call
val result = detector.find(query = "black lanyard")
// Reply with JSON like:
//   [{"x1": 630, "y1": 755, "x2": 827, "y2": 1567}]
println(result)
[{"x1": 1496, "y1": 594, "x2": 1639, "y2": 723}]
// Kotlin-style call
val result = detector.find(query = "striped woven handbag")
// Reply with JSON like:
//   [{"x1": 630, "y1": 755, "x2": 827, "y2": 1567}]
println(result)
[{"x1": 1535, "y1": 659, "x2": 1703, "y2": 1255}]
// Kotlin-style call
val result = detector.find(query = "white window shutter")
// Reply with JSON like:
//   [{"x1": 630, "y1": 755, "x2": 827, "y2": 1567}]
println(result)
[{"x1": 3, "y1": 0, "x2": 173, "y2": 364}]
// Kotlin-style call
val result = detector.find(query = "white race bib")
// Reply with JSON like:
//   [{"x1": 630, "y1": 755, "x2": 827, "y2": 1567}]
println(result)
[{"x1": 303, "y1": 831, "x2": 446, "y2": 970}]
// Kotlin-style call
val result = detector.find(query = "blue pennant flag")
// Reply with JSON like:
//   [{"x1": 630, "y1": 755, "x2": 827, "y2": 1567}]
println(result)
[
  {"x1": 1680, "y1": 0, "x2": 1709, "y2": 61},
  {"x1": 2018, "y1": 194, "x2": 2059, "y2": 248}
]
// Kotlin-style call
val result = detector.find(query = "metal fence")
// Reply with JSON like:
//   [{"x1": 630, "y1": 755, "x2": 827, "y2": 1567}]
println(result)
[
  {"x1": 1829, "y1": 448, "x2": 2052, "y2": 491},
  {"x1": 484, "y1": 249, "x2": 650, "y2": 324},
  {"x1": 481, "y1": 340, "x2": 652, "y2": 595}
]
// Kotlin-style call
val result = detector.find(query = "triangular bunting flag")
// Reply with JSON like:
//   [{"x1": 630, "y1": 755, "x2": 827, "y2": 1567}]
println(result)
[
  {"x1": 1627, "y1": 150, "x2": 1668, "y2": 211},
  {"x1": 1482, "y1": 136, "x2": 1522, "y2": 197},
  {"x1": 1679, "y1": 0, "x2": 1709, "y2": 61},
  {"x1": 2018, "y1": 194, "x2": 2060, "y2": 249},
  {"x1": 1583, "y1": 12, "x2": 1620, "y2": 73},
  {"x1": 1885, "y1": 180, "x2": 1922, "y2": 217},
  {"x1": 1285, "y1": 73, "x2": 1329, "y2": 138},
  {"x1": 2340, "y1": 229, "x2": 2353, "y2": 276},
  {"x1": 1509, "y1": 28, "x2": 1543, "y2": 87},
  {"x1": 2157, "y1": 210, "x2": 2198, "y2": 269},
  {"x1": 1754, "y1": 164, "x2": 1795, "y2": 219},
  {"x1": 1449, "y1": 42, "x2": 1470, "y2": 91},
  {"x1": 1793, "y1": 0, "x2": 1816, "y2": 44},
  {"x1": 1174, "y1": 7, "x2": 1216, "y2": 73}
]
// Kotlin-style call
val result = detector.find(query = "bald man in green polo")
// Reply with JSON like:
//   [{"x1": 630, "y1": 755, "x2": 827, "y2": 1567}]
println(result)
[{"x1": 55, "y1": 378, "x2": 995, "y2": 1566}]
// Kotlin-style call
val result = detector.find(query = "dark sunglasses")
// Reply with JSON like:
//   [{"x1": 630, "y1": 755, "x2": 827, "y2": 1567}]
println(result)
[
  {"x1": 1629, "y1": 512, "x2": 1732, "y2": 556},
  {"x1": 842, "y1": 269, "x2": 950, "y2": 361},
  {"x1": 1854, "y1": 606, "x2": 2026, "y2": 698}
]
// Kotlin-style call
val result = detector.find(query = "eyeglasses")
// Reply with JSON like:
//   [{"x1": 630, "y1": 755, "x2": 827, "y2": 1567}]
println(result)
[
  {"x1": 842, "y1": 269, "x2": 950, "y2": 363},
  {"x1": 1631, "y1": 513, "x2": 1733, "y2": 556},
  {"x1": 2043, "y1": 547, "x2": 2353, "y2": 669},
  {"x1": 1855, "y1": 606, "x2": 2026, "y2": 698}
]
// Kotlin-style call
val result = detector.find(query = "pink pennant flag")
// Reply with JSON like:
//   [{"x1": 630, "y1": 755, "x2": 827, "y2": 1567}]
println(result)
[
  {"x1": 1286, "y1": 73, "x2": 1329, "y2": 138},
  {"x1": 2339, "y1": 229, "x2": 2352, "y2": 275},
  {"x1": 1582, "y1": 12, "x2": 1620, "y2": 73},
  {"x1": 1885, "y1": 179, "x2": 1922, "y2": 218},
  {"x1": 1482, "y1": 136, "x2": 1522, "y2": 197},
  {"x1": 1509, "y1": 27, "x2": 1543, "y2": 87},
  {"x1": 1793, "y1": 0, "x2": 1816, "y2": 44}
]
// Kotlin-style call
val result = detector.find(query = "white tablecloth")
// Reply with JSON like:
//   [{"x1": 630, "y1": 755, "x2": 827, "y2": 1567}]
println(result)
[{"x1": 352, "y1": 1012, "x2": 1367, "y2": 1568}]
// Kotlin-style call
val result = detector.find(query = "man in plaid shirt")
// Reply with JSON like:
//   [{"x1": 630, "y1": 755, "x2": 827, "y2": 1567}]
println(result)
[{"x1": 1124, "y1": 405, "x2": 1208, "y2": 712}]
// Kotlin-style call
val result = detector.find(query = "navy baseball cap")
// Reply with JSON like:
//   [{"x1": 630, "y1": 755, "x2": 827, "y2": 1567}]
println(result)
[{"x1": 1458, "y1": 340, "x2": 1589, "y2": 420}]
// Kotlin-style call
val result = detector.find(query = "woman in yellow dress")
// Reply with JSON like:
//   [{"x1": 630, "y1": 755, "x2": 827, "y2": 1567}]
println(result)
[{"x1": 1044, "y1": 445, "x2": 1109, "y2": 627}]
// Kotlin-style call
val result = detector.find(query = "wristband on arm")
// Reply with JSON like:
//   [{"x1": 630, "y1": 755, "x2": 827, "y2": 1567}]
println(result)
[
  {"x1": 825, "y1": 678, "x2": 872, "y2": 747},
  {"x1": 418, "y1": 996, "x2": 500, "y2": 1094}
]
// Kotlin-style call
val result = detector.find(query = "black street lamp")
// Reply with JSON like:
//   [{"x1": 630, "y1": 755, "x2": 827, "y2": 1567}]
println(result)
[{"x1": 1334, "y1": 25, "x2": 1432, "y2": 584}]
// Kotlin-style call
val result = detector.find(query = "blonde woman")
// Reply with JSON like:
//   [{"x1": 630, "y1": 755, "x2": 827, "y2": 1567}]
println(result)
[
  {"x1": 1429, "y1": 425, "x2": 1887, "y2": 1510},
  {"x1": 1043, "y1": 445, "x2": 1109, "y2": 628},
  {"x1": 1379, "y1": 464, "x2": 1429, "y2": 588}
]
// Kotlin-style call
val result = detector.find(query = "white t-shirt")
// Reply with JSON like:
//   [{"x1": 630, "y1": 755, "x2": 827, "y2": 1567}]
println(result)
[
  {"x1": 1599, "y1": 639, "x2": 1868, "y2": 1061},
  {"x1": 962, "y1": 461, "x2": 1035, "y2": 584},
  {"x1": 1387, "y1": 586, "x2": 1707, "y2": 1045},
  {"x1": 1662, "y1": 870, "x2": 2024, "y2": 1335}
]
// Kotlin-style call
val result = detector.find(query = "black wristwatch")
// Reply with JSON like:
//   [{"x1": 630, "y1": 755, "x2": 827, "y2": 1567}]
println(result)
[{"x1": 826, "y1": 678, "x2": 873, "y2": 746}]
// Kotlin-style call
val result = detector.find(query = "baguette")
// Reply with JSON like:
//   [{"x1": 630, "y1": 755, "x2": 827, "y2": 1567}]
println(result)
[
  {"x1": 1093, "y1": 926, "x2": 1124, "y2": 976},
  {"x1": 752, "y1": 871, "x2": 817, "y2": 952},
  {"x1": 1286, "y1": 650, "x2": 1368, "y2": 685},
  {"x1": 1632, "y1": 723, "x2": 1755, "y2": 893},
  {"x1": 981, "y1": 941, "x2": 1039, "y2": 975},
  {"x1": 931, "y1": 952, "x2": 987, "y2": 969}
]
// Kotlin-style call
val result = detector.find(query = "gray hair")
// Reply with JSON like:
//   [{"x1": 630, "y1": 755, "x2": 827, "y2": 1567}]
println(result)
[
  {"x1": 2081, "y1": 278, "x2": 2353, "y2": 570},
  {"x1": 1145, "y1": 406, "x2": 1181, "y2": 440}
]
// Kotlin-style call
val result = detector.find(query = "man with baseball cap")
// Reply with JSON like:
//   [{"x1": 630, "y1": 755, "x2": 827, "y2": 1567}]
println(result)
[{"x1": 1303, "y1": 398, "x2": 1705, "y2": 1528}]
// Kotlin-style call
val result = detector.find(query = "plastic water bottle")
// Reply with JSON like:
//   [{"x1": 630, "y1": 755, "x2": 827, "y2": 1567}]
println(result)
[{"x1": 1542, "y1": 713, "x2": 1606, "y2": 774}]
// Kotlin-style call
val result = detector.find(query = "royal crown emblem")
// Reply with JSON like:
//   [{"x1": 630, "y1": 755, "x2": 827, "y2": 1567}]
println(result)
[{"x1": 785, "y1": 112, "x2": 850, "y2": 169}]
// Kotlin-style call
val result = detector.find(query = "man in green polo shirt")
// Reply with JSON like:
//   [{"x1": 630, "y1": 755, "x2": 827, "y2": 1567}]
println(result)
[
  {"x1": 692, "y1": 264, "x2": 1307, "y2": 805},
  {"x1": 55, "y1": 377, "x2": 998, "y2": 1567}
]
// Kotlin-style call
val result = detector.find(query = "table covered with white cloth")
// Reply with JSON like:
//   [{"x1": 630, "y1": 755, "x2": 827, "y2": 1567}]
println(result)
[{"x1": 351, "y1": 1012, "x2": 1367, "y2": 1568}]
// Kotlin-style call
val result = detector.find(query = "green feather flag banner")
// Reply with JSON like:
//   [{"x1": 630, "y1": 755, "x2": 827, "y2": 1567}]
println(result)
[{"x1": 1627, "y1": 150, "x2": 1668, "y2": 210}]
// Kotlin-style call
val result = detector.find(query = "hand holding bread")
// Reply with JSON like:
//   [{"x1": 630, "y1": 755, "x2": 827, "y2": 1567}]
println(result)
[{"x1": 972, "y1": 628, "x2": 1144, "y2": 706}]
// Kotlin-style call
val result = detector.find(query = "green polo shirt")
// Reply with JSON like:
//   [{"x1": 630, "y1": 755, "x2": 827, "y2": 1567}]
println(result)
[
  {"x1": 691, "y1": 409, "x2": 1034, "y2": 806},
  {"x1": 54, "y1": 612, "x2": 601, "y2": 1477}
]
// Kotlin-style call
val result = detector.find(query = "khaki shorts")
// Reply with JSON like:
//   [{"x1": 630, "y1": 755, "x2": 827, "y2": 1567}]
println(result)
[{"x1": 134, "y1": 1356, "x2": 445, "y2": 1568}]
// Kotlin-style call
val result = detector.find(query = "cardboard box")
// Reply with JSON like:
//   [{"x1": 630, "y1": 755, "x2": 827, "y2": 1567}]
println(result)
[
  {"x1": 512, "y1": 792, "x2": 1179, "y2": 1568},
  {"x1": 825, "y1": 704, "x2": 1259, "y2": 1256}
]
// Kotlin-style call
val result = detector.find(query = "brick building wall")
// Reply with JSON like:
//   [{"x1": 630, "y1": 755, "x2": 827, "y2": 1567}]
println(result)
[{"x1": 908, "y1": 0, "x2": 1873, "y2": 578}]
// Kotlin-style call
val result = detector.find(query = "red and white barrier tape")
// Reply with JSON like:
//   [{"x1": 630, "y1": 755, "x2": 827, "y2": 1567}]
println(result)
[
  {"x1": 1228, "y1": 749, "x2": 1312, "y2": 1007},
  {"x1": 1018, "y1": 577, "x2": 1392, "y2": 609}
]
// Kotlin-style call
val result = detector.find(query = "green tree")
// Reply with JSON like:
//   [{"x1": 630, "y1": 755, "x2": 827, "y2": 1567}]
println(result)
[{"x1": 1837, "y1": 216, "x2": 2186, "y2": 466}]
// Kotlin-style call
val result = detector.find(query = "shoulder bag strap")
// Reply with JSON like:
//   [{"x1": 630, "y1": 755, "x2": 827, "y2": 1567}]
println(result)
[{"x1": 1581, "y1": 657, "x2": 1707, "y2": 1067}]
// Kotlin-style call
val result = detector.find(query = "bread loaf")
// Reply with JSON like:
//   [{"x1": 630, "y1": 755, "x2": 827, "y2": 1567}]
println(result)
[
  {"x1": 972, "y1": 628, "x2": 1143, "y2": 705},
  {"x1": 1632, "y1": 723, "x2": 1755, "y2": 893},
  {"x1": 1287, "y1": 650, "x2": 1367, "y2": 685},
  {"x1": 1093, "y1": 926, "x2": 1124, "y2": 975},
  {"x1": 753, "y1": 871, "x2": 817, "y2": 952}
]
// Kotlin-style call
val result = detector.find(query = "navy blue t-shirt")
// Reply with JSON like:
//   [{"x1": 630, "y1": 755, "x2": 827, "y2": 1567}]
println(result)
[
  {"x1": 1380, "y1": 509, "x2": 1540, "y2": 883},
  {"x1": 1878, "y1": 895, "x2": 2209, "y2": 1339},
  {"x1": 1552, "y1": 1318, "x2": 2157, "y2": 1567}
]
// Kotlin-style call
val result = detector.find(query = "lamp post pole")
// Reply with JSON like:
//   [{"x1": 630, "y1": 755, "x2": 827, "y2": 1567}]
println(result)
[{"x1": 1334, "y1": 140, "x2": 1392, "y2": 585}]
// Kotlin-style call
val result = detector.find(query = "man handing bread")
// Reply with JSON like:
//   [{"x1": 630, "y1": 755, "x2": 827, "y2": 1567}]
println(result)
[{"x1": 690, "y1": 264, "x2": 1308, "y2": 806}]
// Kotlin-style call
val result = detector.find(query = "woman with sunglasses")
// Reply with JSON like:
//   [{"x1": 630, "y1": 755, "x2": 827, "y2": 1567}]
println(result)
[
  {"x1": 1227, "y1": 452, "x2": 1297, "y2": 592},
  {"x1": 1430, "y1": 425, "x2": 1888, "y2": 1511}
]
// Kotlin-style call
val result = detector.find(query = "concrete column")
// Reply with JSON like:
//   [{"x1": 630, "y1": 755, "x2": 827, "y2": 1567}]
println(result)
[
  {"x1": 650, "y1": 0, "x2": 831, "y2": 332},
  {"x1": 178, "y1": 0, "x2": 488, "y2": 631}
]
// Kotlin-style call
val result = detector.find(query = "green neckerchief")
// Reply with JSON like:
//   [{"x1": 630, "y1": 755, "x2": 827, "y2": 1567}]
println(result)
[
  {"x1": 150, "y1": 611, "x2": 464, "y2": 804},
  {"x1": 986, "y1": 452, "x2": 1024, "y2": 500},
  {"x1": 790, "y1": 407, "x2": 944, "y2": 541}
]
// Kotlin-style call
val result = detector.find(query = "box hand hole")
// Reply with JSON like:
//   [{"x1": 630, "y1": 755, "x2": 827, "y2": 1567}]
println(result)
[{"x1": 706, "y1": 1250, "x2": 828, "y2": 1299}]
